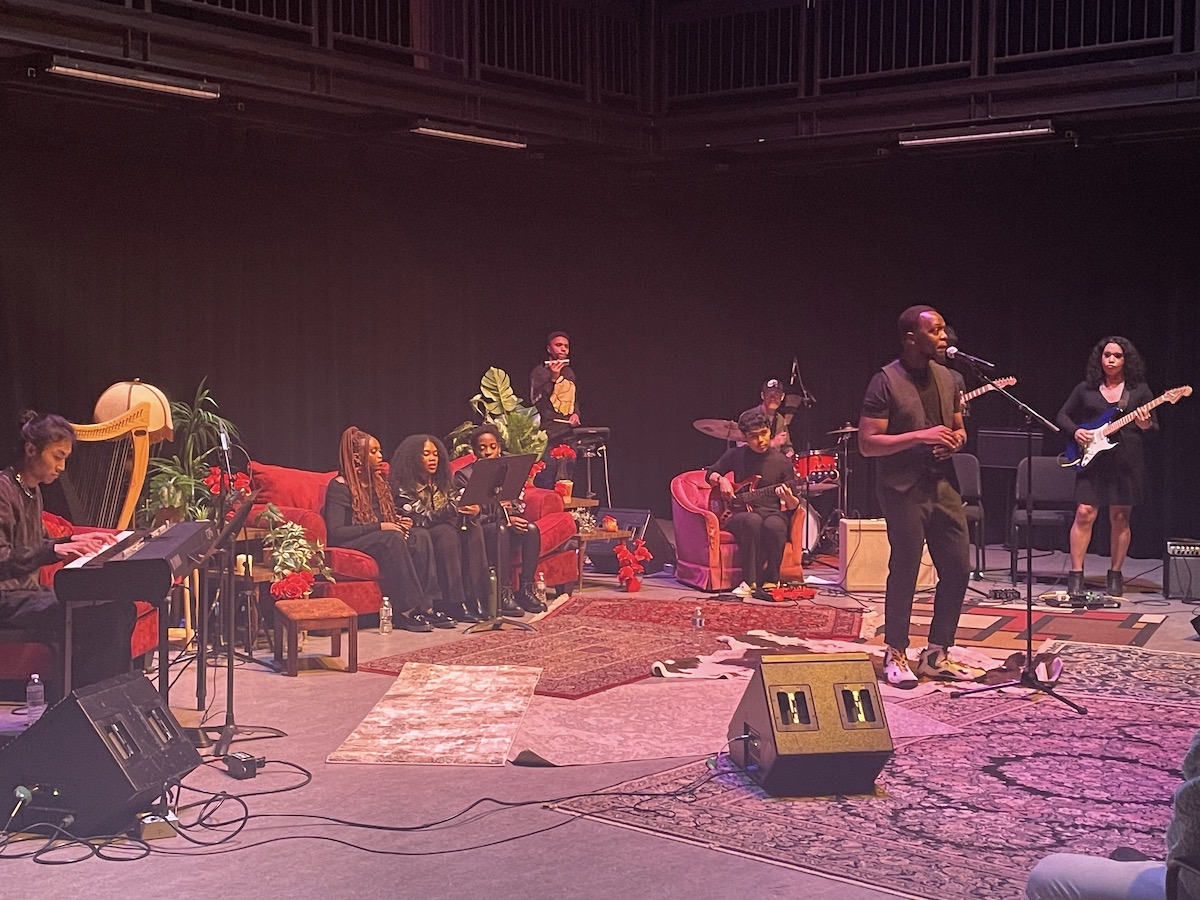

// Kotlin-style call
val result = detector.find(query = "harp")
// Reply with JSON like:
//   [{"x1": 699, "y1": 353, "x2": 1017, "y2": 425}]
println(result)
[{"x1": 57, "y1": 402, "x2": 152, "y2": 530}]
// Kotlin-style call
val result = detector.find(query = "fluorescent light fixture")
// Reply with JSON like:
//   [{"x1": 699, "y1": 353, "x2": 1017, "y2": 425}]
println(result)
[
  {"x1": 410, "y1": 119, "x2": 526, "y2": 150},
  {"x1": 898, "y1": 119, "x2": 1054, "y2": 147},
  {"x1": 44, "y1": 56, "x2": 220, "y2": 100}
]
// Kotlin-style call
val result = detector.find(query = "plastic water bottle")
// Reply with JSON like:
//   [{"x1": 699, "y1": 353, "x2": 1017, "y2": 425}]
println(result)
[
  {"x1": 691, "y1": 606, "x2": 705, "y2": 628},
  {"x1": 535, "y1": 571, "x2": 548, "y2": 606},
  {"x1": 379, "y1": 597, "x2": 393, "y2": 635},
  {"x1": 25, "y1": 674, "x2": 45, "y2": 727}
]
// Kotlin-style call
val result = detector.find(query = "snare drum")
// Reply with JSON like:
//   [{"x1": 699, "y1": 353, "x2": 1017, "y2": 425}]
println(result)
[{"x1": 794, "y1": 451, "x2": 839, "y2": 485}]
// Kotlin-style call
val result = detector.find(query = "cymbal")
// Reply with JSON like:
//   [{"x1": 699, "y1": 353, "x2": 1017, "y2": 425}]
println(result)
[
  {"x1": 827, "y1": 424, "x2": 859, "y2": 436},
  {"x1": 694, "y1": 418, "x2": 740, "y2": 440}
]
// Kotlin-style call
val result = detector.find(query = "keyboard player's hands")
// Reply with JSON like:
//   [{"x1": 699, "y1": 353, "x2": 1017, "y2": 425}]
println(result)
[{"x1": 54, "y1": 531, "x2": 119, "y2": 561}]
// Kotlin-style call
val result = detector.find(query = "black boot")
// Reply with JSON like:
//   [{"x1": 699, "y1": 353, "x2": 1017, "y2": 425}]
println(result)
[
  {"x1": 1106, "y1": 569, "x2": 1124, "y2": 597},
  {"x1": 515, "y1": 585, "x2": 547, "y2": 613},
  {"x1": 1067, "y1": 570, "x2": 1085, "y2": 595},
  {"x1": 499, "y1": 588, "x2": 525, "y2": 617},
  {"x1": 452, "y1": 602, "x2": 482, "y2": 624}
]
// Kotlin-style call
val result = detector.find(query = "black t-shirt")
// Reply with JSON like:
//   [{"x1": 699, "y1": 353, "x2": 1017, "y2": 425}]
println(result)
[{"x1": 704, "y1": 446, "x2": 793, "y2": 514}]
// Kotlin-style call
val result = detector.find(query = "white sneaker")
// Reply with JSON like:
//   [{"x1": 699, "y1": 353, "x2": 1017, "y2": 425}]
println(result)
[
  {"x1": 883, "y1": 647, "x2": 918, "y2": 689},
  {"x1": 917, "y1": 646, "x2": 981, "y2": 682},
  {"x1": 732, "y1": 581, "x2": 753, "y2": 599}
]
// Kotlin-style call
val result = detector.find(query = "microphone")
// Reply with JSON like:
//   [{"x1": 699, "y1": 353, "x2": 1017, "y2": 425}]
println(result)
[
  {"x1": 945, "y1": 346, "x2": 996, "y2": 369},
  {"x1": 217, "y1": 420, "x2": 230, "y2": 452},
  {"x1": 790, "y1": 356, "x2": 800, "y2": 384}
]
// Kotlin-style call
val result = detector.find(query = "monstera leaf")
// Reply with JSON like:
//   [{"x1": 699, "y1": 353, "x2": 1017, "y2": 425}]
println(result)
[{"x1": 479, "y1": 367, "x2": 521, "y2": 416}]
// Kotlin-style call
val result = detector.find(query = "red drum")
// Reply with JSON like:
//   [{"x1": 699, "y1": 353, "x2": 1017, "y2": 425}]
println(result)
[{"x1": 794, "y1": 451, "x2": 839, "y2": 485}]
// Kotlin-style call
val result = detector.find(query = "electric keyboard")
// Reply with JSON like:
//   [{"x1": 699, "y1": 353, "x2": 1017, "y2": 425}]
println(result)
[{"x1": 54, "y1": 520, "x2": 217, "y2": 603}]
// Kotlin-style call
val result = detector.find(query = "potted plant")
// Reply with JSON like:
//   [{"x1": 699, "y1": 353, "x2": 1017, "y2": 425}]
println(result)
[
  {"x1": 259, "y1": 503, "x2": 334, "y2": 599},
  {"x1": 446, "y1": 366, "x2": 548, "y2": 459},
  {"x1": 142, "y1": 379, "x2": 241, "y2": 525}
]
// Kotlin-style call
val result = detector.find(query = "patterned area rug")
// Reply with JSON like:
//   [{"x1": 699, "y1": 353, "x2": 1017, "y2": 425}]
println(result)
[
  {"x1": 1040, "y1": 641, "x2": 1200, "y2": 706},
  {"x1": 547, "y1": 593, "x2": 866, "y2": 640},
  {"x1": 327, "y1": 663, "x2": 540, "y2": 765},
  {"x1": 360, "y1": 617, "x2": 724, "y2": 699},
  {"x1": 557, "y1": 692, "x2": 1194, "y2": 899},
  {"x1": 872, "y1": 599, "x2": 1168, "y2": 651}
]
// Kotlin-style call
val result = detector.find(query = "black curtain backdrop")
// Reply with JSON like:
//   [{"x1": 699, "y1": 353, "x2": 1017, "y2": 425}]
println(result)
[{"x1": 2, "y1": 92, "x2": 1198, "y2": 561}]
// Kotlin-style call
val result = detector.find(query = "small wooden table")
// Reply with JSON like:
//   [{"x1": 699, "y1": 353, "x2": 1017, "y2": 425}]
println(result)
[
  {"x1": 562, "y1": 497, "x2": 599, "y2": 510},
  {"x1": 576, "y1": 528, "x2": 634, "y2": 591},
  {"x1": 273, "y1": 597, "x2": 358, "y2": 677}
]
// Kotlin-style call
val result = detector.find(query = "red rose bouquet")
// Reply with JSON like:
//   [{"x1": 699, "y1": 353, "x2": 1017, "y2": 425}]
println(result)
[{"x1": 614, "y1": 538, "x2": 653, "y2": 593}]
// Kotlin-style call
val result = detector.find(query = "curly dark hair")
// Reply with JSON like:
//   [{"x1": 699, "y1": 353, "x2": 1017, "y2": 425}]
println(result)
[
  {"x1": 389, "y1": 434, "x2": 451, "y2": 492},
  {"x1": 1085, "y1": 336, "x2": 1146, "y2": 388}
]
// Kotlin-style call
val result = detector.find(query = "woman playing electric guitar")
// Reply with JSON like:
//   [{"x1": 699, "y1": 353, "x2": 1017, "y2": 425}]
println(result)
[{"x1": 1055, "y1": 336, "x2": 1157, "y2": 598}]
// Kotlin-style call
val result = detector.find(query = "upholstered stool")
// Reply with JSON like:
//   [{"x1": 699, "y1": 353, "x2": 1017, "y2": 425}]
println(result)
[{"x1": 273, "y1": 597, "x2": 358, "y2": 677}]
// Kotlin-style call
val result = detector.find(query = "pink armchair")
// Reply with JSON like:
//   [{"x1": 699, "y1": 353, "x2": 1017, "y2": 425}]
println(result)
[{"x1": 670, "y1": 470, "x2": 808, "y2": 591}]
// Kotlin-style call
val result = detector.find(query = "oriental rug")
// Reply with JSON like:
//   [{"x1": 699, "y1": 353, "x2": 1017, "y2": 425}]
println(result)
[
  {"x1": 545, "y1": 592, "x2": 867, "y2": 640},
  {"x1": 360, "y1": 617, "x2": 725, "y2": 699},
  {"x1": 557, "y1": 692, "x2": 1193, "y2": 899},
  {"x1": 327, "y1": 663, "x2": 540, "y2": 766}
]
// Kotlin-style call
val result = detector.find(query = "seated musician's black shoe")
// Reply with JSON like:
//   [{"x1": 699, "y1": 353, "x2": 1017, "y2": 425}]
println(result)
[
  {"x1": 499, "y1": 595, "x2": 526, "y2": 617},
  {"x1": 427, "y1": 610, "x2": 457, "y2": 629},
  {"x1": 515, "y1": 586, "x2": 547, "y2": 613},
  {"x1": 397, "y1": 612, "x2": 434, "y2": 633},
  {"x1": 452, "y1": 603, "x2": 481, "y2": 624}
]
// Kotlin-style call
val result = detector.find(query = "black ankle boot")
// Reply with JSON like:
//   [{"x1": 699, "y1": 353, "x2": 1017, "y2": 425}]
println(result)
[
  {"x1": 515, "y1": 585, "x2": 546, "y2": 613},
  {"x1": 1106, "y1": 569, "x2": 1124, "y2": 597},
  {"x1": 1067, "y1": 570, "x2": 1085, "y2": 595}
]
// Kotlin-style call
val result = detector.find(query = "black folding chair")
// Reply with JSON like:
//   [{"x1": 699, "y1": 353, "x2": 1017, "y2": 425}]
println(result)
[
  {"x1": 1010, "y1": 456, "x2": 1077, "y2": 584},
  {"x1": 951, "y1": 453, "x2": 986, "y2": 580}
]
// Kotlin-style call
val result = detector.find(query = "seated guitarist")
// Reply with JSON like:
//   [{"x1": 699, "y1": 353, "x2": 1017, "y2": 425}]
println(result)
[{"x1": 705, "y1": 409, "x2": 800, "y2": 599}]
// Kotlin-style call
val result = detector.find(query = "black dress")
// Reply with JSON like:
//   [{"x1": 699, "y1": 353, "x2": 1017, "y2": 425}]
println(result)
[{"x1": 1055, "y1": 382, "x2": 1157, "y2": 506}]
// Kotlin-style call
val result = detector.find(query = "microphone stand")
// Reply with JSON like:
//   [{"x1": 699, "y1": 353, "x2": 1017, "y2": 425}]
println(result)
[
  {"x1": 789, "y1": 362, "x2": 818, "y2": 566},
  {"x1": 949, "y1": 363, "x2": 1085, "y2": 715}
]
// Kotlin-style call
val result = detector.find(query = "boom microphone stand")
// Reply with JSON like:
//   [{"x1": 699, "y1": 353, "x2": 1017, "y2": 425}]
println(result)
[
  {"x1": 787, "y1": 358, "x2": 819, "y2": 566},
  {"x1": 950, "y1": 364, "x2": 1085, "y2": 715}
]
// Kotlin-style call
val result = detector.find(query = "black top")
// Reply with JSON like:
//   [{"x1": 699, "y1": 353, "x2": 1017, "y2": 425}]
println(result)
[
  {"x1": 0, "y1": 467, "x2": 62, "y2": 592},
  {"x1": 704, "y1": 446, "x2": 793, "y2": 514},
  {"x1": 322, "y1": 477, "x2": 386, "y2": 546},
  {"x1": 1056, "y1": 381, "x2": 1157, "y2": 505},
  {"x1": 861, "y1": 359, "x2": 960, "y2": 492},
  {"x1": 739, "y1": 406, "x2": 794, "y2": 457},
  {"x1": 530, "y1": 362, "x2": 579, "y2": 442},
  {"x1": 393, "y1": 480, "x2": 456, "y2": 528}
]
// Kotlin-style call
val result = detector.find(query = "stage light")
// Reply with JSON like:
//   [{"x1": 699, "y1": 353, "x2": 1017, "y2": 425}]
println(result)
[
  {"x1": 898, "y1": 119, "x2": 1054, "y2": 147},
  {"x1": 43, "y1": 56, "x2": 220, "y2": 100},
  {"x1": 410, "y1": 119, "x2": 527, "y2": 150}
]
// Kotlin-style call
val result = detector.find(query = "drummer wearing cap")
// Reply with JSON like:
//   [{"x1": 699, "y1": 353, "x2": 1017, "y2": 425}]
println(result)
[{"x1": 741, "y1": 379, "x2": 794, "y2": 459}]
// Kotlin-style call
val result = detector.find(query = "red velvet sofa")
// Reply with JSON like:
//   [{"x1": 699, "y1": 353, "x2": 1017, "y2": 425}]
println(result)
[
  {"x1": 0, "y1": 512, "x2": 158, "y2": 695},
  {"x1": 247, "y1": 458, "x2": 578, "y2": 616}
]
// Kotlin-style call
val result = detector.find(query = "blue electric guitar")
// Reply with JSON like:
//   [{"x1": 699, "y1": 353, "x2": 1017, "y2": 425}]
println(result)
[{"x1": 1063, "y1": 385, "x2": 1192, "y2": 469}]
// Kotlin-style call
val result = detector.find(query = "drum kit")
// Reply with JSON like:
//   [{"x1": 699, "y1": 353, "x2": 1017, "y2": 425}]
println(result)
[{"x1": 692, "y1": 417, "x2": 860, "y2": 559}]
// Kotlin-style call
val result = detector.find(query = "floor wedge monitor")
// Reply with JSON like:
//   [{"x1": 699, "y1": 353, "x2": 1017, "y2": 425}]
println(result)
[{"x1": 727, "y1": 652, "x2": 893, "y2": 797}]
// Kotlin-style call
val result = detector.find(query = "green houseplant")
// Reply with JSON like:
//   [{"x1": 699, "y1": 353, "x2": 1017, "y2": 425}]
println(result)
[
  {"x1": 142, "y1": 379, "x2": 240, "y2": 525},
  {"x1": 446, "y1": 366, "x2": 548, "y2": 459},
  {"x1": 259, "y1": 503, "x2": 334, "y2": 599}
]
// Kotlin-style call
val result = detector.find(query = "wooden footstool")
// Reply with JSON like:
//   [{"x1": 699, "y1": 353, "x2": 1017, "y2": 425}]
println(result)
[{"x1": 273, "y1": 597, "x2": 358, "y2": 677}]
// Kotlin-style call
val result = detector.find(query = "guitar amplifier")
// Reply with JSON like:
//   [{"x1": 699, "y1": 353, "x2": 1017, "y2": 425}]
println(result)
[
  {"x1": 1164, "y1": 539, "x2": 1200, "y2": 600},
  {"x1": 839, "y1": 519, "x2": 937, "y2": 592}
]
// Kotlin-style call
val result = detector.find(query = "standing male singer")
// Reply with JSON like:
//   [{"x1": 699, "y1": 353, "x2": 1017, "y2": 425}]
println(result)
[
  {"x1": 858, "y1": 306, "x2": 978, "y2": 689},
  {"x1": 530, "y1": 331, "x2": 580, "y2": 487}
]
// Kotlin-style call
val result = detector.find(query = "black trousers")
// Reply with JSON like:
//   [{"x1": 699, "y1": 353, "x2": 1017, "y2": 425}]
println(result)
[
  {"x1": 0, "y1": 588, "x2": 136, "y2": 692},
  {"x1": 878, "y1": 476, "x2": 971, "y2": 651},
  {"x1": 725, "y1": 509, "x2": 790, "y2": 585},
  {"x1": 338, "y1": 528, "x2": 442, "y2": 614},
  {"x1": 423, "y1": 521, "x2": 489, "y2": 610},
  {"x1": 481, "y1": 520, "x2": 542, "y2": 589}
]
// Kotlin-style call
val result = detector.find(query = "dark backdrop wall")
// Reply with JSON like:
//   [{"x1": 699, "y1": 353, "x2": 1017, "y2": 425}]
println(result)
[{"x1": 2, "y1": 92, "x2": 1198, "y2": 561}]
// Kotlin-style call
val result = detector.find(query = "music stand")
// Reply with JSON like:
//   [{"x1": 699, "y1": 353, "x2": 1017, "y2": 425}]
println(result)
[
  {"x1": 948, "y1": 372, "x2": 1085, "y2": 715},
  {"x1": 571, "y1": 427, "x2": 611, "y2": 503},
  {"x1": 193, "y1": 490, "x2": 288, "y2": 754},
  {"x1": 463, "y1": 454, "x2": 540, "y2": 634}
]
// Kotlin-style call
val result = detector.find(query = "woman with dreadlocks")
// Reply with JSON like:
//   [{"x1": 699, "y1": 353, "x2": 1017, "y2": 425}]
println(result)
[
  {"x1": 322, "y1": 427, "x2": 454, "y2": 632},
  {"x1": 390, "y1": 434, "x2": 489, "y2": 624}
]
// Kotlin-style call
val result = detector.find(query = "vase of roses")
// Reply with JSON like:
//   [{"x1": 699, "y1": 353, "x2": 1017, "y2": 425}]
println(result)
[
  {"x1": 614, "y1": 538, "x2": 653, "y2": 592},
  {"x1": 259, "y1": 504, "x2": 334, "y2": 600}
]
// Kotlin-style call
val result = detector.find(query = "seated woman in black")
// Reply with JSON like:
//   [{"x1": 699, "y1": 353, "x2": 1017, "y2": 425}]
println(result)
[
  {"x1": 390, "y1": 434, "x2": 489, "y2": 624},
  {"x1": 453, "y1": 425, "x2": 546, "y2": 614},
  {"x1": 321, "y1": 426, "x2": 453, "y2": 632}
]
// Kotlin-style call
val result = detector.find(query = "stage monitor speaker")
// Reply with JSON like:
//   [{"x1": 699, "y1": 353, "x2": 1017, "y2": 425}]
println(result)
[
  {"x1": 586, "y1": 508, "x2": 675, "y2": 575},
  {"x1": 839, "y1": 518, "x2": 936, "y2": 591},
  {"x1": 727, "y1": 653, "x2": 893, "y2": 797},
  {"x1": 976, "y1": 429, "x2": 1044, "y2": 469},
  {"x1": 0, "y1": 671, "x2": 201, "y2": 836}
]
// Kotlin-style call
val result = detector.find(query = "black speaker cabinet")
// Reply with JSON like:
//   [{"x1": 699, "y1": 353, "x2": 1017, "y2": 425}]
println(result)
[
  {"x1": 0, "y1": 672, "x2": 201, "y2": 836},
  {"x1": 1165, "y1": 553, "x2": 1200, "y2": 600},
  {"x1": 586, "y1": 507, "x2": 675, "y2": 574},
  {"x1": 727, "y1": 653, "x2": 893, "y2": 797}
]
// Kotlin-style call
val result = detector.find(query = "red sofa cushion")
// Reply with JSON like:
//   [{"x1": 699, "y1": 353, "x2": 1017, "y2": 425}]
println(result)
[
  {"x1": 251, "y1": 461, "x2": 337, "y2": 516},
  {"x1": 326, "y1": 546, "x2": 381, "y2": 581}
]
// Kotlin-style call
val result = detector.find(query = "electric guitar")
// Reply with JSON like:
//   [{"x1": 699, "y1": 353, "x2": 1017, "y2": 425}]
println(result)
[
  {"x1": 961, "y1": 376, "x2": 1016, "y2": 405},
  {"x1": 708, "y1": 473, "x2": 803, "y2": 526},
  {"x1": 1063, "y1": 385, "x2": 1192, "y2": 469}
]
